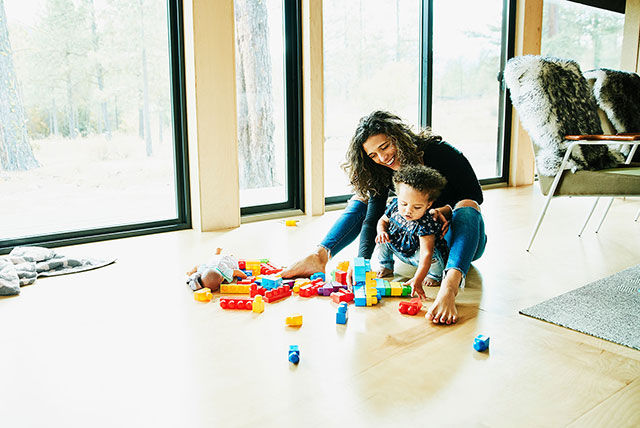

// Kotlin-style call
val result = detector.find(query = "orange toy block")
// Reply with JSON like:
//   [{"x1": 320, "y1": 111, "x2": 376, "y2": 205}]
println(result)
[{"x1": 194, "y1": 288, "x2": 213, "y2": 302}]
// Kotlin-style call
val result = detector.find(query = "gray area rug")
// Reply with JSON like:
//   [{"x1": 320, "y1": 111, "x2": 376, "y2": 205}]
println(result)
[{"x1": 520, "y1": 264, "x2": 640, "y2": 350}]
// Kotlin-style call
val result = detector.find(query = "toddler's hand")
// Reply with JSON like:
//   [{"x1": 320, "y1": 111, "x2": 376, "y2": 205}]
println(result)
[
  {"x1": 375, "y1": 231, "x2": 390, "y2": 244},
  {"x1": 346, "y1": 264, "x2": 354, "y2": 290},
  {"x1": 430, "y1": 208, "x2": 450, "y2": 238},
  {"x1": 404, "y1": 277, "x2": 426, "y2": 300},
  {"x1": 233, "y1": 269, "x2": 248, "y2": 279}
]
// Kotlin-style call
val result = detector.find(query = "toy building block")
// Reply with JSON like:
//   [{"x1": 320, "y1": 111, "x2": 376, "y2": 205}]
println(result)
[
  {"x1": 401, "y1": 284, "x2": 412, "y2": 296},
  {"x1": 398, "y1": 298, "x2": 422, "y2": 315},
  {"x1": 238, "y1": 260, "x2": 246, "y2": 270},
  {"x1": 336, "y1": 302, "x2": 348, "y2": 324},
  {"x1": 283, "y1": 279, "x2": 296, "y2": 287},
  {"x1": 250, "y1": 283, "x2": 267, "y2": 297},
  {"x1": 285, "y1": 313, "x2": 303, "y2": 326},
  {"x1": 261, "y1": 274, "x2": 283, "y2": 290},
  {"x1": 336, "y1": 261, "x2": 350, "y2": 272},
  {"x1": 219, "y1": 297, "x2": 254, "y2": 310},
  {"x1": 252, "y1": 295, "x2": 265, "y2": 313},
  {"x1": 237, "y1": 276, "x2": 256, "y2": 284},
  {"x1": 318, "y1": 282, "x2": 335, "y2": 296},
  {"x1": 260, "y1": 262, "x2": 282, "y2": 275},
  {"x1": 310, "y1": 272, "x2": 325, "y2": 281},
  {"x1": 330, "y1": 289, "x2": 354, "y2": 303},
  {"x1": 220, "y1": 283, "x2": 251, "y2": 294},
  {"x1": 390, "y1": 281, "x2": 403, "y2": 296},
  {"x1": 353, "y1": 257, "x2": 366, "y2": 283},
  {"x1": 244, "y1": 260, "x2": 262, "y2": 276},
  {"x1": 264, "y1": 285, "x2": 292, "y2": 303},
  {"x1": 473, "y1": 334, "x2": 490, "y2": 352},
  {"x1": 299, "y1": 280, "x2": 324, "y2": 298},
  {"x1": 285, "y1": 219, "x2": 298, "y2": 226},
  {"x1": 194, "y1": 288, "x2": 213, "y2": 302},
  {"x1": 288, "y1": 345, "x2": 300, "y2": 364},
  {"x1": 334, "y1": 270, "x2": 347, "y2": 285}
]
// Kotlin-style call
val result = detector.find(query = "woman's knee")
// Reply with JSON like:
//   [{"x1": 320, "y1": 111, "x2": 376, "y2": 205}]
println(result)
[{"x1": 454, "y1": 199, "x2": 480, "y2": 212}]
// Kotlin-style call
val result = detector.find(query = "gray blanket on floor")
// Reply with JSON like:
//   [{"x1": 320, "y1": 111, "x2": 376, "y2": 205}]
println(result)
[{"x1": 0, "y1": 246, "x2": 116, "y2": 296}]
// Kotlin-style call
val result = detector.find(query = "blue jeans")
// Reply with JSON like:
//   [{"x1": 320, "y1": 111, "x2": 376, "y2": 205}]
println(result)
[
  {"x1": 320, "y1": 192, "x2": 388, "y2": 259},
  {"x1": 377, "y1": 242, "x2": 446, "y2": 281},
  {"x1": 444, "y1": 206, "x2": 487, "y2": 284},
  {"x1": 321, "y1": 199, "x2": 486, "y2": 285}
]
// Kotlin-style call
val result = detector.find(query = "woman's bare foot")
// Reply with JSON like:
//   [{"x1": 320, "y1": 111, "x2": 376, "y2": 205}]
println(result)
[
  {"x1": 426, "y1": 269, "x2": 461, "y2": 325},
  {"x1": 377, "y1": 267, "x2": 393, "y2": 278},
  {"x1": 423, "y1": 277, "x2": 440, "y2": 287},
  {"x1": 281, "y1": 247, "x2": 329, "y2": 278}
]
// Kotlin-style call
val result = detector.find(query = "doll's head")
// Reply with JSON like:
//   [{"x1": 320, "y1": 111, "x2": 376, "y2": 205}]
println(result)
[{"x1": 200, "y1": 268, "x2": 224, "y2": 292}]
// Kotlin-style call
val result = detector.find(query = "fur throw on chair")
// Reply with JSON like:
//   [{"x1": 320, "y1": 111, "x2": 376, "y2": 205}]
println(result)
[
  {"x1": 584, "y1": 68, "x2": 640, "y2": 133},
  {"x1": 504, "y1": 56, "x2": 623, "y2": 176}
]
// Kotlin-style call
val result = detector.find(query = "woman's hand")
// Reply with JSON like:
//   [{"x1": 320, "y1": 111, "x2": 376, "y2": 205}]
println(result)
[
  {"x1": 429, "y1": 206, "x2": 451, "y2": 238},
  {"x1": 375, "y1": 231, "x2": 390, "y2": 244}
]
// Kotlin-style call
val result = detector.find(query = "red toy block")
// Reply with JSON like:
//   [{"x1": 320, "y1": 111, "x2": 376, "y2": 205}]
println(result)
[
  {"x1": 299, "y1": 280, "x2": 324, "y2": 298},
  {"x1": 263, "y1": 285, "x2": 292, "y2": 303},
  {"x1": 398, "y1": 298, "x2": 422, "y2": 315},
  {"x1": 238, "y1": 276, "x2": 256, "y2": 285},
  {"x1": 238, "y1": 260, "x2": 246, "y2": 270},
  {"x1": 219, "y1": 297, "x2": 254, "y2": 310},
  {"x1": 335, "y1": 270, "x2": 347, "y2": 285},
  {"x1": 260, "y1": 262, "x2": 282, "y2": 275},
  {"x1": 250, "y1": 283, "x2": 266, "y2": 297},
  {"x1": 330, "y1": 289, "x2": 354, "y2": 303}
]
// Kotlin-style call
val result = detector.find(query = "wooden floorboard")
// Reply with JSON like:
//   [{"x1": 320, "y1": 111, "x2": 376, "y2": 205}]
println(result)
[{"x1": 1, "y1": 185, "x2": 639, "y2": 427}]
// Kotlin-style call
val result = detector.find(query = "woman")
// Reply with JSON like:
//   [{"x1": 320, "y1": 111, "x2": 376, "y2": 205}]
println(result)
[{"x1": 282, "y1": 111, "x2": 486, "y2": 325}]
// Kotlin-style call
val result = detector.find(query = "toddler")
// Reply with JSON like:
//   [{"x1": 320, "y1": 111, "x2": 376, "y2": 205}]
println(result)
[
  {"x1": 186, "y1": 248, "x2": 247, "y2": 292},
  {"x1": 376, "y1": 164, "x2": 448, "y2": 291}
]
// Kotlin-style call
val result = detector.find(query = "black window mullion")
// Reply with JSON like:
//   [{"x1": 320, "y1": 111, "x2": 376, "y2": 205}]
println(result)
[{"x1": 419, "y1": 0, "x2": 433, "y2": 128}]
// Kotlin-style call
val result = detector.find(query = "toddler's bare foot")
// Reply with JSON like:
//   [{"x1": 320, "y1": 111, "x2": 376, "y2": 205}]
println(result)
[
  {"x1": 423, "y1": 277, "x2": 440, "y2": 287},
  {"x1": 377, "y1": 267, "x2": 393, "y2": 278},
  {"x1": 214, "y1": 248, "x2": 222, "y2": 255},
  {"x1": 187, "y1": 265, "x2": 198, "y2": 276},
  {"x1": 281, "y1": 247, "x2": 329, "y2": 278}
]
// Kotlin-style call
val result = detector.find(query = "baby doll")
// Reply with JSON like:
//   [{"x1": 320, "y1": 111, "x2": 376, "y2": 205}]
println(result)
[{"x1": 186, "y1": 248, "x2": 247, "y2": 292}]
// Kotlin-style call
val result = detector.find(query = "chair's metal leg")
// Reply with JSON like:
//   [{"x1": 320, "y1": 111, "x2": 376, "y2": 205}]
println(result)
[
  {"x1": 527, "y1": 190, "x2": 555, "y2": 252},
  {"x1": 635, "y1": 208, "x2": 640, "y2": 222},
  {"x1": 578, "y1": 198, "x2": 599, "y2": 237},
  {"x1": 595, "y1": 198, "x2": 615, "y2": 233}
]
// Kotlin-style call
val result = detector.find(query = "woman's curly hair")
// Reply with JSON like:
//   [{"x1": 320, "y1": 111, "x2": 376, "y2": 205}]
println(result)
[{"x1": 341, "y1": 110, "x2": 442, "y2": 197}]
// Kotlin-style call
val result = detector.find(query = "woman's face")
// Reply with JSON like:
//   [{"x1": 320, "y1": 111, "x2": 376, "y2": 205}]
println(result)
[{"x1": 362, "y1": 133, "x2": 400, "y2": 171}]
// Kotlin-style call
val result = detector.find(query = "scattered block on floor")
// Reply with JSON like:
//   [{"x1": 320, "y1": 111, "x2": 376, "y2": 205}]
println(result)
[{"x1": 194, "y1": 288, "x2": 213, "y2": 302}]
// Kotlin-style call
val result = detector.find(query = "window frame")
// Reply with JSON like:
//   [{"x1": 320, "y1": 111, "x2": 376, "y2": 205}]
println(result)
[
  {"x1": 239, "y1": 0, "x2": 305, "y2": 216},
  {"x1": 0, "y1": 0, "x2": 191, "y2": 254}
]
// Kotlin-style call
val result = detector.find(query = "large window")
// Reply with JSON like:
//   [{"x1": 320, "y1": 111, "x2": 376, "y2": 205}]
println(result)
[
  {"x1": 0, "y1": 0, "x2": 189, "y2": 251},
  {"x1": 323, "y1": 0, "x2": 420, "y2": 199},
  {"x1": 234, "y1": 0, "x2": 302, "y2": 214},
  {"x1": 323, "y1": 0, "x2": 513, "y2": 202},
  {"x1": 541, "y1": 0, "x2": 625, "y2": 71},
  {"x1": 431, "y1": 0, "x2": 510, "y2": 179}
]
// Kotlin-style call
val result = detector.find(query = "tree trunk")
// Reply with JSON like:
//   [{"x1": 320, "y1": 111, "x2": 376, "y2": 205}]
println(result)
[
  {"x1": 0, "y1": 0, "x2": 39, "y2": 170},
  {"x1": 139, "y1": 0, "x2": 152, "y2": 156},
  {"x1": 234, "y1": 0, "x2": 275, "y2": 188},
  {"x1": 89, "y1": 0, "x2": 111, "y2": 139}
]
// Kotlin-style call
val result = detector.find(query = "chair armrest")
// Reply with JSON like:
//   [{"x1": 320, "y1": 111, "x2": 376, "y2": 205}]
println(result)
[
  {"x1": 563, "y1": 139, "x2": 640, "y2": 165},
  {"x1": 565, "y1": 134, "x2": 640, "y2": 141}
]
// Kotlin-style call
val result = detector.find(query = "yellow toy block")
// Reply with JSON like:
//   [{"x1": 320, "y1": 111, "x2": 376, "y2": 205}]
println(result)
[
  {"x1": 365, "y1": 271, "x2": 377, "y2": 287},
  {"x1": 365, "y1": 295, "x2": 378, "y2": 306},
  {"x1": 252, "y1": 295, "x2": 264, "y2": 313},
  {"x1": 390, "y1": 281, "x2": 402, "y2": 296},
  {"x1": 285, "y1": 219, "x2": 298, "y2": 226},
  {"x1": 220, "y1": 283, "x2": 251, "y2": 294},
  {"x1": 337, "y1": 261, "x2": 350, "y2": 272},
  {"x1": 285, "y1": 314, "x2": 303, "y2": 326},
  {"x1": 194, "y1": 288, "x2": 213, "y2": 302}
]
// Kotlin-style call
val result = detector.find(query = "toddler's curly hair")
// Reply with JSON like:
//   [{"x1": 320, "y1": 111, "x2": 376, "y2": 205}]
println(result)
[{"x1": 392, "y1": 164, "x2": 447, "y2": 202}]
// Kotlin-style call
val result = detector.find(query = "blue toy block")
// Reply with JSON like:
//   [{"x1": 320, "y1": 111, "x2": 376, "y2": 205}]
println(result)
[
  {"x1": 261, "y1": 275, "x2": 282, "y2": 290},
  {"x1": 473, "y1": 334, "x2": 490, "y2": 352},
  {"x1": 288, "y1": 345, "x2": 300, "y2": 364},
  {"x1": 336, "y1": 302, "x2": 348, "y2": 324},
  {"x1": 241, "y1": 269, "x2": 253, "y2": 277},
  {"x1": 310, "y1": 272, "x2": 325, "y2": 281}
]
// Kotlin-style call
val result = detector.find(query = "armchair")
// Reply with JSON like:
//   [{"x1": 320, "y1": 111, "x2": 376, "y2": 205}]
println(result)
[{"x1": 504, "y1": 55, "x2": 640, "y2": 251}]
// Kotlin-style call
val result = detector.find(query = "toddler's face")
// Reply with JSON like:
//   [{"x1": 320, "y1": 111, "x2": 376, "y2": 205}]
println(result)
[{"x1": 396, "y1": 183, "x2": 433, "y2": 221}]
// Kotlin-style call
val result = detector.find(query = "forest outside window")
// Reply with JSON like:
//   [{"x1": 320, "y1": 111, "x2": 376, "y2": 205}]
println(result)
[{"x1": 0, "y1": 0, "x2": 189, "y2": 249}]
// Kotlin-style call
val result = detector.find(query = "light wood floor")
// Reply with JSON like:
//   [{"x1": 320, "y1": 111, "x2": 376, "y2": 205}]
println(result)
[{"x1": 2, "y1": 185, "x2": 640, "y2": 428}]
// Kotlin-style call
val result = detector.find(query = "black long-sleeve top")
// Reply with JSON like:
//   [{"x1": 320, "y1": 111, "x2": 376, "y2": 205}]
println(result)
[{"x1": 420, "y1": 140, "x2": 483, "y2": 208}]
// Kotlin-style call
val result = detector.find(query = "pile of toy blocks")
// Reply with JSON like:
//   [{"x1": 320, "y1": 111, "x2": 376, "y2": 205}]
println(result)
[{"x1": 352, "y1": 257, "x2": 380, "y2": 307}]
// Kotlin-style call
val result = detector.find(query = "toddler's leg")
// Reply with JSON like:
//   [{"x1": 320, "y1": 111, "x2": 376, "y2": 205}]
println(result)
[
  {"x1": 424, "y1": 251, "x2": 445, "y2": 287},
  {"x1": 377, "y1": 242, "x2": 395, "y2": 278}
]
